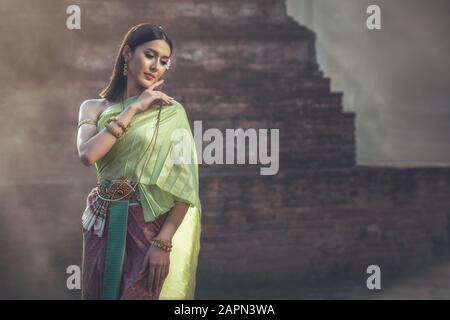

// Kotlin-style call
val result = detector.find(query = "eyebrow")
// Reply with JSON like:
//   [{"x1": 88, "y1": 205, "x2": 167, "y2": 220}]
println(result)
[{"x1": 145, "y1": 48, "x2": 170, "y2": 59}]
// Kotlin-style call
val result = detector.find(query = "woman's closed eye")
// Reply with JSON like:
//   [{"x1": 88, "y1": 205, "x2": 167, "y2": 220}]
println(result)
[{"x1": 145, "y1": 54, "x2": 168, "y2": 65}]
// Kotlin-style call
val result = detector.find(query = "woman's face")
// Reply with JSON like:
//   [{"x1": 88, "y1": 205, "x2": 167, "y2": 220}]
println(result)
[{"x1": 124, "y1": 39, "x2": 171, "y2": 89}]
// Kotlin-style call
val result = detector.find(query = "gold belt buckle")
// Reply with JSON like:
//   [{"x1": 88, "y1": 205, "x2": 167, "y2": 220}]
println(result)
[{"x1": 106, "y1": 179, "x2": 135, "y2": 200}]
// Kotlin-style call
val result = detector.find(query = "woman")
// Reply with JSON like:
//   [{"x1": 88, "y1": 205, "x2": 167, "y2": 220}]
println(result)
[{"x1": 76, "y1": 23, "x2": 201, "y2": 300}]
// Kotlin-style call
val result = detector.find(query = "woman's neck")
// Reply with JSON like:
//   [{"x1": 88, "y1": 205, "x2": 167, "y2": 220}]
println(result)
[{"x1": 125, "y1": 80, "x2": 144, "y2": 99}]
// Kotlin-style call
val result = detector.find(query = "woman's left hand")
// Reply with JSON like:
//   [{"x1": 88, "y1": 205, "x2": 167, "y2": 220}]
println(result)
[{"x1": 139, "y1": 245, "x2": 170, "y2": 294}]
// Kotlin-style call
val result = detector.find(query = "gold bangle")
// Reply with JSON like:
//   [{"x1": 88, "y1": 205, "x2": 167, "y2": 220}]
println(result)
[
  {"x1": 156, "y1": 238, "x2": 172, "y2": 246},
  {"x1": 107, "y1": 116, "x2": 131, "y2": 133},
  {"x1": 116, "y1": 120, "x2": 130, "y2": 133},
  {"x1": 105, "y1": 117, "x2": 125, "y2": 137},
  {"x1": 151, "y1": 238, "x2": 172, "y2": 252},
  {"x1": 150, "y1": 242, "x2": 171, "y2": 252},
  {"x1": 105, "y1": 122, "x2": 122, "y2": 139},
  {"x1": 151, "y1": 238, "x2": 172, "y2": 247},
  {"x1": 78, "y1": 118, "x2": 97, "y2": 129}
]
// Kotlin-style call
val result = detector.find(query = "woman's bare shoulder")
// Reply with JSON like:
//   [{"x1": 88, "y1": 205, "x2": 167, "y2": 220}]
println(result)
[{"x1": 79, "y1": 98, "x2": 112, "y2": 118}]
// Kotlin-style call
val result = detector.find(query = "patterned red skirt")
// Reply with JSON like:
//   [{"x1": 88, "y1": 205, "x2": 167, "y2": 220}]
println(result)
[{"x1": 81, "y1": 187, "x2": 169, "y2": 300}]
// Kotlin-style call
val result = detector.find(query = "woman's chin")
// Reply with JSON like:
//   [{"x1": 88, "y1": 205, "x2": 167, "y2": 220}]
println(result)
[{"x1": 138, "y1": 78, "x2": 154, "y2": 88}]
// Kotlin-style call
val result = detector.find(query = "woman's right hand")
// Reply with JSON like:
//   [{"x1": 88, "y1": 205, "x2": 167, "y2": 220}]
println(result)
[{"x1": 131, "y1": 79, "x2": 174, "y2": 114}]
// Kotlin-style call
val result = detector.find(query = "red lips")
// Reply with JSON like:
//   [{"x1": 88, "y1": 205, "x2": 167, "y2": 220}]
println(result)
[{"x1": 144, "y1": 72, "x2": 156, "y2": 80}]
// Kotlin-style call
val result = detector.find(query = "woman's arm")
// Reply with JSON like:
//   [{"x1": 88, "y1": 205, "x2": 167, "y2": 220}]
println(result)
[
  {"x1": 156, "y1": 201, "x2": 190, "y2": 240},
  {"x1": 140, "y1": 201, "x2": 190, "y2": 294},
  {"x1": 77, "y1": 100, "x2": 140, "y2": 166}
]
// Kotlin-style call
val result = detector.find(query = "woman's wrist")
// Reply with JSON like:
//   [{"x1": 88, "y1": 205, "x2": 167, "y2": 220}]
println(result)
[
  {"x1": 150, "y1": 237, "x2": 173, "y2": 252},
  {"x1": 156, "y1": 228, "x2": 175, "y2": 241},
  {"x1": 127, "y1": 102, "x2": 141, "y2": 114},
  {"x1": 157, "y1": 215, "x2": 179, "y2": 241}
]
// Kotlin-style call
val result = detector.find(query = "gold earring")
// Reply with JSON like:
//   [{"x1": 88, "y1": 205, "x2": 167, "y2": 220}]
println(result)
[{"x1": 123, "y1": 62, "x2": 128, "y2": 76}]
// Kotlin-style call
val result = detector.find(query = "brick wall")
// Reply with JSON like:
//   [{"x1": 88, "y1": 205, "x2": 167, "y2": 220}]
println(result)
[{"x1": 198, "y1": 166, "x2": 450, "y2": 286}]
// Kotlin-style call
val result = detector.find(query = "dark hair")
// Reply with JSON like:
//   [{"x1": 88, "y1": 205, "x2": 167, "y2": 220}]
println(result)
[{"x1": 99, "y1": 23, "x2": 173, "y2": 103}]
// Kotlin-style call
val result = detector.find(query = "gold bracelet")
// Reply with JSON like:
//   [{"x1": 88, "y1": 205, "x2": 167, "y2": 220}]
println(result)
[
  {"x1": 105, "y1": 117, "x2": 125, "y2": 137},
  {"x1": 78, "y1": 118, "x2": 97, "y2": 129},
  {"x1": 151, "y1": 238, "x2": 173, "y2": 252},
  {"x1": 151, "y1": 238, "x2": 173, "y2": 248},
  {"x1": 155, "y1": 237, "x2": 172, "y2": 247},
  {"x1": 150, "y1": 241, "x2": 171, "y2": 252},
  {"x1": 106, "y1": 116, "x2": 131, "y2": 133},
  {"x1": 105, "y1": 122, "x2": 122, "y2": 139}
]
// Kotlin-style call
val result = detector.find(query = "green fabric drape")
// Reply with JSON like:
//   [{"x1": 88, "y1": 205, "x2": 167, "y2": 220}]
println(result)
[
  {"x1": 101, "y1": 200, "x2": 129, "y2": 300},
  {"x1": 95, "y1": 96, "x2": 201, "y2": 299}
]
